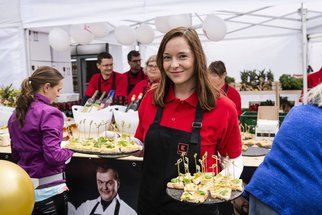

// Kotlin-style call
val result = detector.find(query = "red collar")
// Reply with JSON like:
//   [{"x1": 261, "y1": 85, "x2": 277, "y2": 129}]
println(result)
[{"x1": 164, "y1": 86, "x2": 198, "y2": 108}]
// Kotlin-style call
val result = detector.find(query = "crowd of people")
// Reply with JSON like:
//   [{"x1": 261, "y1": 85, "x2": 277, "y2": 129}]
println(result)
[{"x1": 6, "y1": 26, "x2": 322, "y2": 215}]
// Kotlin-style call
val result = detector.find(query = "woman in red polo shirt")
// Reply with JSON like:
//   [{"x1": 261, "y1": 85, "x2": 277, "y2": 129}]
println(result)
[
  {"x1": 127, "y1": 55, "x2": 161, "y2": 104},
  {"x1": 208, "y1": 61, "x2": 242, "y2": 116},
  {"x1": 135, "y1": 27, "x2": 242, "y2": 215}
]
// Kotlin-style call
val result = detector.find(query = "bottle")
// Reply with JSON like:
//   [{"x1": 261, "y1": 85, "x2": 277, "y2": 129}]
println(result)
[
  {"x1": 126, "y1": 93, "x2": 143, "y2": 112},
  {"x1": 100, "y1": 90, "x2": 115, "y2": 109},
  {"x1": 125, "y1": 94, "x2": 136, "y2": 112},
  {"x1": 91, "y1": 91, "x2": 106, "y2": 111},
  {"x1": 82, "y1": 90, "x2": 98, "y2": 112}
]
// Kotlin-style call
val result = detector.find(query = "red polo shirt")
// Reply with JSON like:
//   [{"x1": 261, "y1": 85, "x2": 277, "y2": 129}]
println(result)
[
  {"x1": 221, "y1": 84, "x2": 242, "y2": 116},
  {"x1": 85, "y1": 72, "x2": 127, "y2": 98},
  {"x1": 308, "y1": 68, "x2": 322, "y2": 89},
  {"x1": 127, "y1": 79, "x2": 151, "y2": 104},
  {"x1": 135, "y1": 87, "x2": 242, "y2": 172},
  {"x1": 124, "y1": 68, "x2": 147, "y2": 94}
]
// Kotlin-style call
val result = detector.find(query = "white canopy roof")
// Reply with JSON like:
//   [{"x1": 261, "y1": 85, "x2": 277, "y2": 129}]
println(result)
[{"x1": 1, "y1": 0, "x2": 322, "y2": 95}]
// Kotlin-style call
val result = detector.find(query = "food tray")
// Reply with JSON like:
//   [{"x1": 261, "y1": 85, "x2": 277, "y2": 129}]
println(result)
[
  {"x1": 166, "y1": 187, "x2": 243, "y2": 204},
  {"x1": 70, "y1": 148, "x2": 140, "y2": 158},
  {"x1": 242, "y1": 146, "x2": 270, "y2": 157}
]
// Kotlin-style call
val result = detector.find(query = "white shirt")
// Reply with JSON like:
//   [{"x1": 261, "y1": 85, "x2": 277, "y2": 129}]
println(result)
[{"x1": 76, "y1": 195, "x2": 137, "y2": 215}]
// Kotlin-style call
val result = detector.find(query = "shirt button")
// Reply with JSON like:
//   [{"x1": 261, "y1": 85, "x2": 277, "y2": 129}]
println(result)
[{"x1": 171, "y1": 118, "x2": 175, "y2": 121}]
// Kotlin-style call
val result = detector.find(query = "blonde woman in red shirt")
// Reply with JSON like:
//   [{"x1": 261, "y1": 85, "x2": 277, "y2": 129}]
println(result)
[{"x1": 127, "y1": 55, "x2": 161, "y2": 104}]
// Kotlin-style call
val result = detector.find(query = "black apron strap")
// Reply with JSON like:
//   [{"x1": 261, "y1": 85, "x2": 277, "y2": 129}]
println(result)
[
  {"x1": 89, "y1": 201, "x2": 100, "y2": 215},
  {"x1": 114, "y1": 199, "x2": 120, "y2": 215},
  {"x1": 191, "y1": 103, "x2": 203, "y2": 144},
  {"x1": 153, "y1": 107, "x2": 163, "y2": 124},
  {"x1": 112, "y1": 72, "x2": 116, "y2": 90},
  {"x1": 98, "y1": 75, "x2": 102, "y2": 94},
  {"x1": 127, "y1": 72, "x2": 131, "y2": 94}
]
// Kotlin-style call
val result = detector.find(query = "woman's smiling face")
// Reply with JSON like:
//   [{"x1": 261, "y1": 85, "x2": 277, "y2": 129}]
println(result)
[{"x1": 162, "y1": 36, "x2": 196, "y2": 89}]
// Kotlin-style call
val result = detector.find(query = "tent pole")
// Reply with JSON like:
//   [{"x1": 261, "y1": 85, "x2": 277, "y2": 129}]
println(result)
[
  {"x1": 301, "y1": 4, "x2": 308, "y2": 104},
  {"x1": 24, "y1": 28, "x2": 31, "y2": 76}
]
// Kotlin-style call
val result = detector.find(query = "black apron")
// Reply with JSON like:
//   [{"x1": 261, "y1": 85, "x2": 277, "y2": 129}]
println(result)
[
  {"x1": 98, "y1": 72, "x2": 116, "y2": 97},
  {"x1": 138, "y1": 104, "x2": 218, "y2": 215},
  {"x1": 89, "y1": 199, "x2": 120, "y2": 215}
]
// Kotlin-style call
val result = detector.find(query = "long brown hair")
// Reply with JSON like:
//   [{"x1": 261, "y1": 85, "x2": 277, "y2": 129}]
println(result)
[
  {"x1": 154, "y1": 27, "x2": 220, "y2": 111},
  {"x1": 15, "y1": 66, "x2": 63, "y2": 127}
]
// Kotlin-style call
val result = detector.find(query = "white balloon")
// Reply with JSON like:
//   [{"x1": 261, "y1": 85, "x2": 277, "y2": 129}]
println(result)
[
  {"x1": 48, "y1": 28, "x2": 70, "y2": 52},
  {"x1": 136, "y1": 24, "x2": 155, "y2": 44},
  {"x1": 168, "y1": 14, "x2": 192, "y2": 29},
  {"x1": 70, "y1": 24, "x2": 94, "y2": 45},
  {"x1": 88, "y1": 23, "x2": 112, "y2": 38},
  {"x1": 155, "y1": 16, "x2": 171, "y2": 33},
  {"x1": 202, "y1": 15, "x2": 227, "y2": 41},
  {"x1": 114, "y1": 25, "x2": 136, "y2": 45}
]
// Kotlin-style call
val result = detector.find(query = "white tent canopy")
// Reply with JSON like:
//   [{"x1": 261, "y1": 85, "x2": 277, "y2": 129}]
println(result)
[{"x1": 1, "y1": 0, "x2": 322, "y2": 98}]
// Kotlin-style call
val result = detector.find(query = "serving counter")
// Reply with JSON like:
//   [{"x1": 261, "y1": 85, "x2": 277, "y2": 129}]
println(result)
[{"x1": 0, "y1": 145, "x2": 264, "y2": 213}]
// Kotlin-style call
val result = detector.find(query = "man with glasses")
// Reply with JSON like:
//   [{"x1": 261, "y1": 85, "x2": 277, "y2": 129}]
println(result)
[
  {"x1": 76, "y1": 166, "x2": 136, "y2": 215},
  {"x1": 124, "y1": 50, "x2": 147, "y2": 94}
]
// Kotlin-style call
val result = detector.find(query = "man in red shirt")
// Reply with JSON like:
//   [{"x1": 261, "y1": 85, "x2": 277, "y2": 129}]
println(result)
[
  {"x1": 123, "y1": 50, "x2": 147, "y2": 94},
  {"x1": 208, "y1": 61, "x2": 242, "y2": 116},
  {"x1": 84, "y1": 52, "x2": 127, "y2": 105}
]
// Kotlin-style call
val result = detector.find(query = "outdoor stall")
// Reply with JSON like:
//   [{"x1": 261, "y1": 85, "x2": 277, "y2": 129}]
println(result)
[{"x1": 1, "y1": 0, "x2": 322, "y2": 214}]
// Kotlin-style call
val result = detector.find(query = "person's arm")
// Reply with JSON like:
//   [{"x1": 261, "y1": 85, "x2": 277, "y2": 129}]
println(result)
[
  {"x1": 228, "y1": 87, "x2": 242, "y2": 117},
  {"x1": 85, "y1": 75, "x2": 97, "y2": 98},
  {"x1": 217, "y1": 102, "x2": 243, "y2": 177},
  {"x1": 40, "y1": 108, "x2": 73, "y2": 165},
  {"x1": 134, "y1": 95, "x2": 146, "y2": 142},
  {"x1": 219, "y1": 154, "x2": 243, "y2": 178}
]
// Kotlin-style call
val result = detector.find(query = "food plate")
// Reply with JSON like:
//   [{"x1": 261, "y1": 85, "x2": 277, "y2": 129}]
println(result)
[
  {"x1": 166, "y1": 186, "x2": 243, "y2": 204},
  {"x1": 63, "y1": 135, "x2": 143, "y2": 158},
  {"x1": 69, "y1": 148, "x2": 140, "y2": 158},
  {"x1": 242, "y1": 146, "x2": 270, "y2": 157}
]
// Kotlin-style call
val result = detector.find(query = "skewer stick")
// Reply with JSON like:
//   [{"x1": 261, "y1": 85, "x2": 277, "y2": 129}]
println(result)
[
  {"x1": 121, "y1": 121, "x2": 125, "y2": 136},
  {"x1": 212, "y1": 155, "x2": 220, "y2": 175},
  {"x1": 184, "y1": 157, "x2": 190, "y2": 174},
  {"x1": 194, "y1": 154, "x2": 201, "y2": 173},
  {"x1": 199, "y1": 159, "x2": 205, "y2": 173},
  {"x1": 83, "y1": 119, "x2": 86, "y2": 140},
  {"x1": 202, "y1": 152, "x2": 208, "y2": 172},
  {"x1": 89, "y1": 120, "x2": 93, "y2": 139},
  {"x1": 77, "y1": 119, "x2": 82, "y2": 139},
  {"x1": 210, "y1": 163, "x2": 217, "y2": 174},
  {"x1": 240, "y1": 123, "x2": 244, "y2": 133},
  {"x1": 175, "y1": 158, "x2": 183, "y2": 176}
]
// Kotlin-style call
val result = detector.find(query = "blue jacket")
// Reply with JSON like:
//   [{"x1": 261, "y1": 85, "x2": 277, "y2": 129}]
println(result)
[{"x1": 246, "y1": 105, "x2": 322, "y2": 215}]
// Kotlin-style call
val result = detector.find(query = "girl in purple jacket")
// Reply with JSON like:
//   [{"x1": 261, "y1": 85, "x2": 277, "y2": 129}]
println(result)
[{"x1": 8, "y1": 66, "x2": 73, "y2": 215}]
